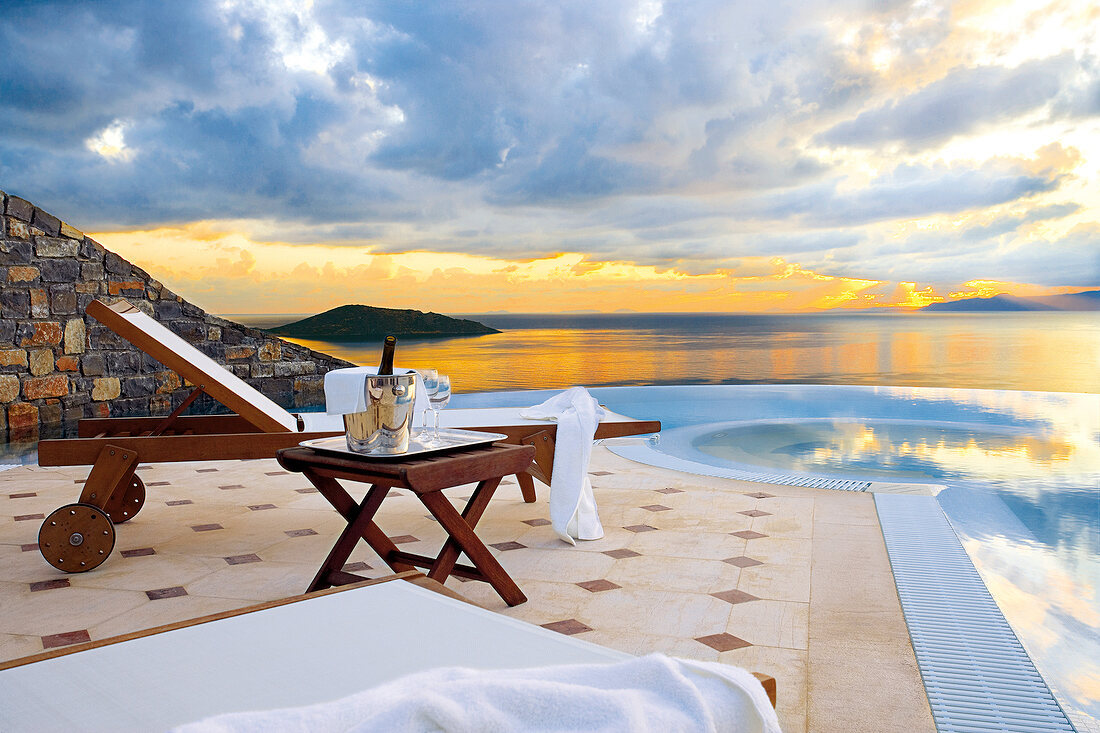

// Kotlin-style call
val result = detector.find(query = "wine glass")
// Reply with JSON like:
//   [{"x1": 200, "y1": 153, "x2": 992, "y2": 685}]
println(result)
[
  {"x1": 428, "y1": 375, "x2": 451, "y2": 446},
  {"x1": 414, "y1": 368, "x2": 438, "y2": 437}
]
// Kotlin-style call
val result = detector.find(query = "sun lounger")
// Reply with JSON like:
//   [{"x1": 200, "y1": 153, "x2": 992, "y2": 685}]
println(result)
[
  {"x1": 35, "y1": 299, "x2": 659, "y2": 571},
  {"x1": 0, "y1": 573, "x2": 777, "y2": 732}
]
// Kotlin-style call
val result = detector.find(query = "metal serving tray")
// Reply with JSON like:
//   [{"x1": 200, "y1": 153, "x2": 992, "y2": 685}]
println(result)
[{"x1": 300, "y1": 429, "x2": 509, "y2": 461}]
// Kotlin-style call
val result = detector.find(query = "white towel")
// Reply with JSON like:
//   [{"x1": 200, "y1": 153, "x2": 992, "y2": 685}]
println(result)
[
  {"x1": 519, "y1": 386, "x2": 605, "y2": 545},
  {"x1": 323, "y1": 366, "x2": 430, "y2": 423},
  {"x1": 169, "y1": 653, "x2": 782, "y2": 733}
]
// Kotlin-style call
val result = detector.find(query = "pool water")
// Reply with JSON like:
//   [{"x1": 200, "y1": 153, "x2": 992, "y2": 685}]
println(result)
[{"x1": 453, "y1": 384, "x2": 1100, "y2": 726}]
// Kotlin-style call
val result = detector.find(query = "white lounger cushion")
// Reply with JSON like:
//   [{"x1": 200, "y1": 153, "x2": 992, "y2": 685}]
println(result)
[{"x1": 0, "y1": 581, "x2": 627, "y2": 732}]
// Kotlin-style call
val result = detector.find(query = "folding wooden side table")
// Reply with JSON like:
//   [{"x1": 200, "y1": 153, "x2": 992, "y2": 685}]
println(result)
[{"x1": 276, "y1": 442, "x2": 536, "y2": 606}]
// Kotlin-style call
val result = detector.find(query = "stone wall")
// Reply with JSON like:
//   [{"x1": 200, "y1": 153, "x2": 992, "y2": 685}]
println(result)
[{"x1": 0, "y1": 190, "x2": 354, "y2": 440}]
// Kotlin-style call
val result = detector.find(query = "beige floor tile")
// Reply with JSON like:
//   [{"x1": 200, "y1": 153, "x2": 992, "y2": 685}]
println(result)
[
  {"x1": 88, "y1": 594, "x2": 251, "y2": 640},
  {"x1": 185, "y1": 561, "x2": 314, "y2": 601},
  {"x1": 0, "y1": 580, "x2": 149, "y2": 637},
  {"x1": 580, "y1": 587, "x2": 734, "y2": 640},
  {"x1": 67, "y1": 553, "x2": 226, "y2": 592},
  {"x1": 0, "y1": 632, "x2": 48, "y2": 662},
  {"x1": 737, "y1": 562, "x2": 812, "y2": 603},
  {"x1": 627, "y1": 527, "x2": 746, "y2": 560},
  {"x1": 605, "y1": 554, "x2": 742, "y2": 594},
  {"x1": 722, "y1": 645, "x2": 808, "y2": 733},
  {"x1": 726, "y1": 599, "x2": 809, "y2": 650}
]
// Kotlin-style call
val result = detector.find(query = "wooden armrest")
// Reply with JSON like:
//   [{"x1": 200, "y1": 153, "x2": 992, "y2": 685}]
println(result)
[{"x1": 752, "y1": 672, "x2": 777, "y2": 708}]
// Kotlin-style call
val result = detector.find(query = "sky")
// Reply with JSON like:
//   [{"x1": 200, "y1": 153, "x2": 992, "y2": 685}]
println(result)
[{"x1": 1, "y1": 0, "x2": 1098, "y2": 314}]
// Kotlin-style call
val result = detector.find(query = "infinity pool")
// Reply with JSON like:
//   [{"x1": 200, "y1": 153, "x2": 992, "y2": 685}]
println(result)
[{"x1": 453, "y1": 384, "x2": 1100, "y2": 727}]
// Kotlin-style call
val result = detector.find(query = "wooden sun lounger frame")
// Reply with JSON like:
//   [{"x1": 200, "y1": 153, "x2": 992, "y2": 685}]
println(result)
[{"x1": 35, "y1": 298, "x2": 660, "y2": 571}]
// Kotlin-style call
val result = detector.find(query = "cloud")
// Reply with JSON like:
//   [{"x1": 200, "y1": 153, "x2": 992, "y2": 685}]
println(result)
[{"x1": 817, "y1": 55, "x2": 1074, "y2": 150}]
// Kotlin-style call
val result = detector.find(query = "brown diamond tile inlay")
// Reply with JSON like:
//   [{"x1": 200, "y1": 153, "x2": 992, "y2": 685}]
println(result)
[
  {"x1": 294, "y1": 487, "x2": 319, "y2": 494},
  {"x1": 20, "y1": 543, "x2": 38, "y2": 552},
  {"x1": 541, "y1": 619, "x2": 593, "y2": 636},
  {"x1": 146, "y1": 481, "x2": 171, "y2": 487},
  {"x1": 166, "y1": 499, "x2": 193, "y2": 506},
  {"x1": 739, "y1": 509, "x2": 772, "y2": 517},
  {"x1": 343, "y1": 561, "x2": 373, "y2": 573},
  {"x1": 224, "y1": 553, "x2": 262, "y2": 565},
  {"x1": 640, "y1": 504, "x2": 672, "y2": 512},
  {"x1": 745, "y1": 491, "x2": 775, "y2": 499},
  {"x1": 589, "y1": 471, "x2": 613, "y2": 476},
  {"x1": 603, "y1": 548, "x2": 641, "y2": 559},
  {"x1": 218, "y1": 484, "x2": 245, "y2": 490},
  {"x1": 121, "y1": 547, "x2": 156, "y2": 558},
  {"x1": 655, "y1": 487, "x2": 684, "y2": 494},
  {"x1": 723, "y1": 556, "x2": 764, "y2": 568},
  {"x1": 489, "y1": 541, "x2": 526, "y2": 552},
  {"x1": 730, "y1": 530, "x2": 768, "y2": 540},
  {"x1": 576, "y1": 579, "x2": 621, "y2": 593},
  {"x1": 248, "y1": 504, "x2": 277, "y2": 511},
  {"x1": 264, "y1": 471, "x2": 287, "y2": 476},
  {"x1": 146, "y1": 586, "x2": 187, "y2": 600},
  {"x1": 191, "y1": 523, "x2": 223, "y2": 532},
  {"x1": 711, "y1": 588, "x2": 761, "y2": 605},
  {"x1": 623, "y1": 524, "x2": 658, "y2": 533},
  {"x1": 196, "y1": 468, "x2": 219, "y2": 473},
  {"x1": 41, "y1": 629, "x2": 91, "y2": 649},
  {"x1": 387, "y1": 490, "x2": 403, "y2": 498},
  {"x1": 522, "y1": 518, "x2": 551, "y2": 527},
  {"x1": 9, "y1": 492, "x2": 36, "y2": 499},
  {"x1": 391, "y1": 534, "x2": 419, "y2": 544},
  {"x1": 30, "y1": 579, "x2": 70, "y2": 592},
  {"x1": 695, "y1": 632, "x2": 751, "y2": 652},
  {"x1": 14, "y1": 513, "x2": 45, "y2": 521},
  {"x1": 285, "y1": 528, "x2": 318, "y2": 537}
]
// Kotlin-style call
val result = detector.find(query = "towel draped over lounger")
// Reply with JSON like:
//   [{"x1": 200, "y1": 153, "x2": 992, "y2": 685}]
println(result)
[
  {"x1": 170, "y1": 653, "x2": 782, "y2": 733},
  {"x1": 520, "y1": 386, "x2": 605, "y2": 544}
]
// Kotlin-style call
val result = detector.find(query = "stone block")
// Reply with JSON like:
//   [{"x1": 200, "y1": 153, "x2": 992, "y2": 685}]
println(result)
[
  {"x1": 180, "y1": 301, "x2": 204, "y2": 318},
  {"x1": 0, "y1": 374, "x2": 19, "y2": 402},
  {"x1": 39, "y1": 258, "x2": 81, "y2": 282},
  {"x1": 221, "y1": 327, "x2": 243, "y2": 345},
  {"x1": 154, "y1": 300, "x2": 182, "y2": 321},
  {"x1": 6, "y1": 196, "x2": 33, "y2": 221},
  {"x1": 149, "y1": 393, "x2": 172, "y2": 415},
  {"x1": 81, "y1": 262, "x2": 105, "y2": 281},
  {"x1": 251, "y1": 362, "x2": 274, "y2": 378},
  {"x1": 23, "y1": 374, "x2": 69, "y2": 399},
  {"x1": 28, "y1": 348, "x2": 54, "y2": 376},
  {"x1": 171, "y1": 320, "x2": 206, "y2": 342},
  {"x1": 225, "y1": 345, "x2": 255, "y2": 360},
  {"x1": 274, "y1": 361, "x2": 316, "y2": 377},
  {"x1": 88, "y1": 325, "x2": 127, "y2": 350},
  {"x1": 155, "y1": 370, "x2": 181, "y2": 394},
  {"x1": 34, "y1": 236, "x2": 78, "y2": 258},
  {"x1": 7, "y1": 265, "x2": 39, "y2": 283},
  {"x1": 0, "y1": 289, "x2": 30, "y2": 318},
  {"x1": 228, "y1": 364, "x2": 250, "y2": 378},
  {"x1": 7, "y1": 402, "x2": 38, "y2": 429},
  {"x1": 207, "y1": 325, "x2": 221, "y2": 341},
  {"x1": 121, "y1": 375, "x2": 155, "y2": 398},
  {"x1": 106, "y1": 351, "x2": 141, "y2": 374},
  {"x1": 92, "y1": 377, "x2": 121, "y2": 401},
  {"x1": 29, "y1": 288, "x2": 48, "y2": 318},
  {"x1": 39, "y1": 400, "x2": 62, "y2": 424},
  {"x1": 0, "y1": 320, "x2": 14, "y2": 346},
  {"x1": 31, "y1": 208, "x2": 61, "y2": 236},
  {"x1": 75, "y1": 281, "x2": 101, "y2": 295},
  {"x1": 107, "y1": 279, "x2": 145, "y2": 296},
  {"x1": 89, "y1": 401, "x2": 109, "y2": 419},
  {"x1": 258, "y1": 341, "x2": 282, "y2": 362},
  {"x1": 112, "y1": 397, "x2": 151, "y2": 416},
  {"x1": 79, "y1": 236, "x2": 106, "y2": 260},
  {"x1": 63, "y1": 318, "x2": 86, "y2": 354},
  {"x1": 63, "y1": 388, "x2": 91, "y2": 408},
  {"x1": 55, "y1": 354, "x2": 79, "y2": 371},
  {"x1": 63, "y1": 406, "x2": 84, "y2": 423},
  {"x1": 19, "y1": 321, "x2": 63, "y2": 346},
  {"x1": 60, "y1": 222, "x2": 83, "y2": 240},
  {"x1": 6, "y1": 219, "x2": 28, "y2": 239},
  {"x1": 50, "y1": 287, "x2": 77, "y2": 315},
  {"x1": 81, "y1": 353, "x2": 107, "y2": 376},
  {"x1": 0, "y1": 349, "x2": 27, "y2": 367},
  {"x1": 104, "y1": 251, "x2": 132, "y2": 276},
  {"x1": 0, "y1": 239, "x2": 32, "y2": 263}
]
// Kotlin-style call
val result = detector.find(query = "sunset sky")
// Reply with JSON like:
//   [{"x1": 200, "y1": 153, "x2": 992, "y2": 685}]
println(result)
[{"x1": 2, "y1": 0, "x2": 1098, "y2": 314}]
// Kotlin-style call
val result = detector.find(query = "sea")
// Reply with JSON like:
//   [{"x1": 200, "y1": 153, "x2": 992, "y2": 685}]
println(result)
[{"x1": 231, "y1": 311, "x2": 1100, "y2": 396}]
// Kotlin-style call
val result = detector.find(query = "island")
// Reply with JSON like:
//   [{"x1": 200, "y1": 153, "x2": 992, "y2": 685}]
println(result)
[{"x1": 266, "y1": 304, "x2": 501, "y2": 341}]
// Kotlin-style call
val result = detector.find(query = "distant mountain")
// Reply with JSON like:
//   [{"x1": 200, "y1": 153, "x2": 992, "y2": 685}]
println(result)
[
  {"x1": 922, "y1": 291, "x2": 1100, "y2": 312},
  {"x1": 266, "y1": 305, "x2": 501, "y2": 340}
]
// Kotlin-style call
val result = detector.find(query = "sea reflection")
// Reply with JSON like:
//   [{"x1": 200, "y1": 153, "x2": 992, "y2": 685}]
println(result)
[{"x1": 267, "y1": 312, "x2": 1100, "y2": 395}]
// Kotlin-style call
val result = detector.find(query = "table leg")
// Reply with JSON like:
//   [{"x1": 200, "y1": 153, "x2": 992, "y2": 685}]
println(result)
[
  {"x1": 308, "y1": 482, "x2": 392, "y2": 592},
  {"x1": 516, "y1": 472, "x2": 537, "y2": 503},
  {"x1": 420, "y1": 482, "x2": 527, "y2": 606}
]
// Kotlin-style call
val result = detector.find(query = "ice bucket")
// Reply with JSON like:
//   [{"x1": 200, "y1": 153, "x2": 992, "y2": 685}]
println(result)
[{"x1": 343, "y1": 372, "x2": 417, "y2": 454}]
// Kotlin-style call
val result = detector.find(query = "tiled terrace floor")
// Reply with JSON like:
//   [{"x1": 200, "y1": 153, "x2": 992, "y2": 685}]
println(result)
[{"x1": 0, "y1": 447, "x2": 935, "y2": 733}]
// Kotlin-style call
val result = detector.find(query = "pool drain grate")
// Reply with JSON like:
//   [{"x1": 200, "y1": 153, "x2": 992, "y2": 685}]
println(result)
[{"x1": 875, "y1": 493, "x2": 1076, "y2": 733}]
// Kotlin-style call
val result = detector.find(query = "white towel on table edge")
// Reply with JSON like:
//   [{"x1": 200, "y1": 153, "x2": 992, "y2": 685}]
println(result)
[
  {"x1": 519, "y1": 386, "x2": 605, "y2": 545},
  {"x1": 168, "y1": 653, "x2": 782, "y2": 733},
  {"x1": 323, "y1": 366, "x2": 430, "y2": 421}
]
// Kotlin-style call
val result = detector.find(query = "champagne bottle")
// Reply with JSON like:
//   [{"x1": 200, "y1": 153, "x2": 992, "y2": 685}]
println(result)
[{"x1": 376, "y1": 335, "x2": 397, "y2": 375}]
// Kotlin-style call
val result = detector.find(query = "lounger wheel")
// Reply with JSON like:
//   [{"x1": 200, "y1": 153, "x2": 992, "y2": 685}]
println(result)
[
  {"x1": 103, "y1": 474, "x2": 146, "y2": 524},
  {"x1": 38, "y1": 503, "x2": 116, "y2": 573}
]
